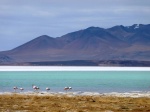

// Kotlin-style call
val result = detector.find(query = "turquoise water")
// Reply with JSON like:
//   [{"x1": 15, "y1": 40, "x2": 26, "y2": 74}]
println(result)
[{"x1": 0, "y1": 71, "x2": 150, "y2": 93}]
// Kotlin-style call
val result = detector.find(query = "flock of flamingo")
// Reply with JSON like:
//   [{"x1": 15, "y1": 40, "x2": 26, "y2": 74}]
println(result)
[{"x1": 13, "y1": 85, "x2": 72, "y2": 93}]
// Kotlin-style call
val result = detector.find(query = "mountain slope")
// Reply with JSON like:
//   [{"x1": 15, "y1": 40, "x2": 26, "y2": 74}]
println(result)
[
  {"x1": 107, "y1": 24, "x2": 150, "y2": 44},
  {"x1": 0, "y1": 24, "x2": 150, "y2": 63},
  {"x1": 61, "y1": 27, "x2": 128, "y2": 51},
  {"x1": 10, "y1": 35, "x2": 62, "y2": 53}
]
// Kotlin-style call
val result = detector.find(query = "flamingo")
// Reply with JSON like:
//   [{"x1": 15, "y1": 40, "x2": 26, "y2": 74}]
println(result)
[
  {"x1": 36, "y1": 86, "x2": 40, "y2": 92},
  {"x1": 46, "y1": 87, "x2": 50, "y2": 92},
  {"x1": 64, "y1": 87, "x2": 69, "y2": 92},
  {"x1": 13, "y1": 86, "x2": 18, "y2": 92},
  {"x1": 69, "y1": 87, "x2": 72, "y2": 90},
  {"x1": 32, "y1": 84, "x2": 37, "y2": 91},
  {"x1": 20, "y1": 88, "x2": 24, "y2": 92},
  {"x1": 32, "y1": 84, "x2": 36, "y2": 89},
  {"x1": 32, "y1": 84, "x2": 40, "y2": 92}
]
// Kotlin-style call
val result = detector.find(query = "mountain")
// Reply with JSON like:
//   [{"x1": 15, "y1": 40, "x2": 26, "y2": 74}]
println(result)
[
  {"x1": 0, "y1": 54, "x2": 14, "y2": 64},
  {"x1": 107, "y1": 24, "x2": 150, "y2": 44},
  {"x1": 59, "y1": 27, "x2": 126, "y2": 50},
  {"x1": 11, "y1": 35, "x2": 62, "y2": 52},
  {"x1": 0, "y1": 24, "x2": 150, "y2": 65}
]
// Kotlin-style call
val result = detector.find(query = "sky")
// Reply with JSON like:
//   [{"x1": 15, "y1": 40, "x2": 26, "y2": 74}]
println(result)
[{"x1": 0, "y1": 0, "x2": 150, "y2": 51}]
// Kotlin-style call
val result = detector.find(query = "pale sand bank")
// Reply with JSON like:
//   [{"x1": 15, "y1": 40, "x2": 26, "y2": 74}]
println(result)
[
  {"x1": 1, "y1": 91, "x2": 150, "y2": 98},
  {"x1": 0, "y1": 66, "x2": 150, "y2": 71}
]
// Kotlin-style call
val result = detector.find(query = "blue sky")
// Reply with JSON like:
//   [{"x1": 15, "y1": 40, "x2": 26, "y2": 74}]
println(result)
[{"x1": 0, "y1": 0, "x2": 150, "y2": 51}]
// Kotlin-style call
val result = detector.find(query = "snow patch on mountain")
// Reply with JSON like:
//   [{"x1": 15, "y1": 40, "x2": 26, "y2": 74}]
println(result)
[{"x1": 134, "y1": 24, "x2": 140, "y2": 29}]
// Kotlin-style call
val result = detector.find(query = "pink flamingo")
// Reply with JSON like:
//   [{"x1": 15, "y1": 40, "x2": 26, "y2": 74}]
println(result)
[
  {"x1": 64, "y1": 87, "x2": 72, "y2": 93},
  {"x1": 46, "y1": 87, "x2": 50, "y2": 92},
  {"x1": 32, "y1": 84, "x2": 40, "y2": 92},
  {"x1": 64, "y1": 87, "x2": 69, "y2": 92},
  {"x1": 36, "y1": 86, "x2": 40, "y2": 92},
  {"x1": 13, "y1": 86, "x2": 18, "y2": 92},
  {"x1": 69, "y1": 87, "x2": 72, "y2": 90},
  {"x1": 20, "y1": 88, "x2": 24, "y2": 92}
]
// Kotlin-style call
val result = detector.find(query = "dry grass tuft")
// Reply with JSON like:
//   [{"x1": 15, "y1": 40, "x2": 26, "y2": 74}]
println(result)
[{"x1": 0, "y1": 94, "x2": 150, "y2": 112}]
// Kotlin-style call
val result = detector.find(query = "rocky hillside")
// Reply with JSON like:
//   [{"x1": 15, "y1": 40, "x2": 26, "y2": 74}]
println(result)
[{"x1": 0, "y1": 24, "x2": 150, "y2": 65}]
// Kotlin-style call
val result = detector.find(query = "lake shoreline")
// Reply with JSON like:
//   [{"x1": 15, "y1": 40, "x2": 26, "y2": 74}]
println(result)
[
  {"x1": 0, "y1": 66, "x2": 150, "y2": 71},
  {"x1": 1, "y1": 91, "x2": 150, "y2": 98}
]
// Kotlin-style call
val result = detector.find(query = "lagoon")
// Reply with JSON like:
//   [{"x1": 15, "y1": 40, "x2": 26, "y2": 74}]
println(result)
[{"x1": 0, "y1": 69, "x2": 150, "y2": 93}]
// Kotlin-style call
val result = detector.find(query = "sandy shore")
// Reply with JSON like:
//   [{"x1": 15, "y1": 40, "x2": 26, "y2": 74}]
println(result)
[{"x1": 0, "y1": 92, "x2": 150, "y2": 112}]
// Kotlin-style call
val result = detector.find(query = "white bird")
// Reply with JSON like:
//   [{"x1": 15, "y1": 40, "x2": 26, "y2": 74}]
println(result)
[
  {"x1": 13, "y1": 86, "x2": 18, "y2": 92},
  {"x1": 46, "y1": 87, "x2": 50, "y2": 92},
  {"x1": 69, "y1": 87, "x2": 72, "y2": 90},
  {"x1": 20, "y1": 88, "x2": 24, "y2": 92},
  {"x1": 32, "y1": 84, "x2": 39, "y2": 92},
  {"x1": 64, "y1": 87, "x2": 69, "y2": 92},
  {"x1": 32, "y1": 84, "x2": 37, "y2": 90},
  {"x1": 36, "y1": 86, "x2": 40, "y2": 91}
]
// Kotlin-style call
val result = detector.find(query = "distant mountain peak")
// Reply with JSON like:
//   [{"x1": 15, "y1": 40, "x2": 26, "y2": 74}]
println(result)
[
  {"x1": 86, "y1": 26, "x2": 101, "y2": 29},
  {"x1": 84, "y1": 26, "x2": 106, "y2": 35},
  {"x1": 10, "y1": 35, "x2": 58, "y2": 53},
  {"x1": 134, "y1": 24, "x2": 140, "y2": 29},
  {"x1": 39, "y1": 35, "x2": 50, "y2": 37},
  {"x1": 36, "y1": 35, "x2": 54, "y2": 40},
  {"x1": 130, "y1": 24, "x2": 141, "y2": 29},
  {"x1": 109, "y1": 25, "x2": 125, "y2": 30},
  {"x1": 0, "y1": 24, "x2": 149, "y2": 63},
  {"x1": 85, "y1": 26, "x2": 104, "y2": 31}
]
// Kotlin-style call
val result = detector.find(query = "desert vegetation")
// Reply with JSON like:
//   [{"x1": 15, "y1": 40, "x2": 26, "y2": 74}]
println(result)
[{"x1": 0, "y1": 94, "x2": 150, "y2": 112}]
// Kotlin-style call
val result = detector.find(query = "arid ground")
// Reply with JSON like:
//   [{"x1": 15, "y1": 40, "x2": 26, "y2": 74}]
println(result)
[{"x1": 0, "y1": 94, "x2": 150, "y2": 112}]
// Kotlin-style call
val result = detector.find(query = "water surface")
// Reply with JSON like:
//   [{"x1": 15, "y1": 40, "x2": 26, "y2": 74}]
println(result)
[{"x1": 0, "y1": 71, "x2": 150, "y2": 93}]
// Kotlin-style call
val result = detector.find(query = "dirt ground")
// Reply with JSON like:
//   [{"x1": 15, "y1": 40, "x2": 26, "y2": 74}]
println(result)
[{"x1": 0, "y1": 94, "x2": 150, "y2": 112}]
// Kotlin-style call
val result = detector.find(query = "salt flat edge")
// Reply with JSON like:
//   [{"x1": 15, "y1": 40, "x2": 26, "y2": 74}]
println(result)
[{"x1": 0, "y1": 66, "x2": 150, "y2": 71}]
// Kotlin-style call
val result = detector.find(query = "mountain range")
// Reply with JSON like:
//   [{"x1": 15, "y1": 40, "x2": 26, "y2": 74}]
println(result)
[{"x1": 0, "y1": 24, "x2": 150, "y2": 66}]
